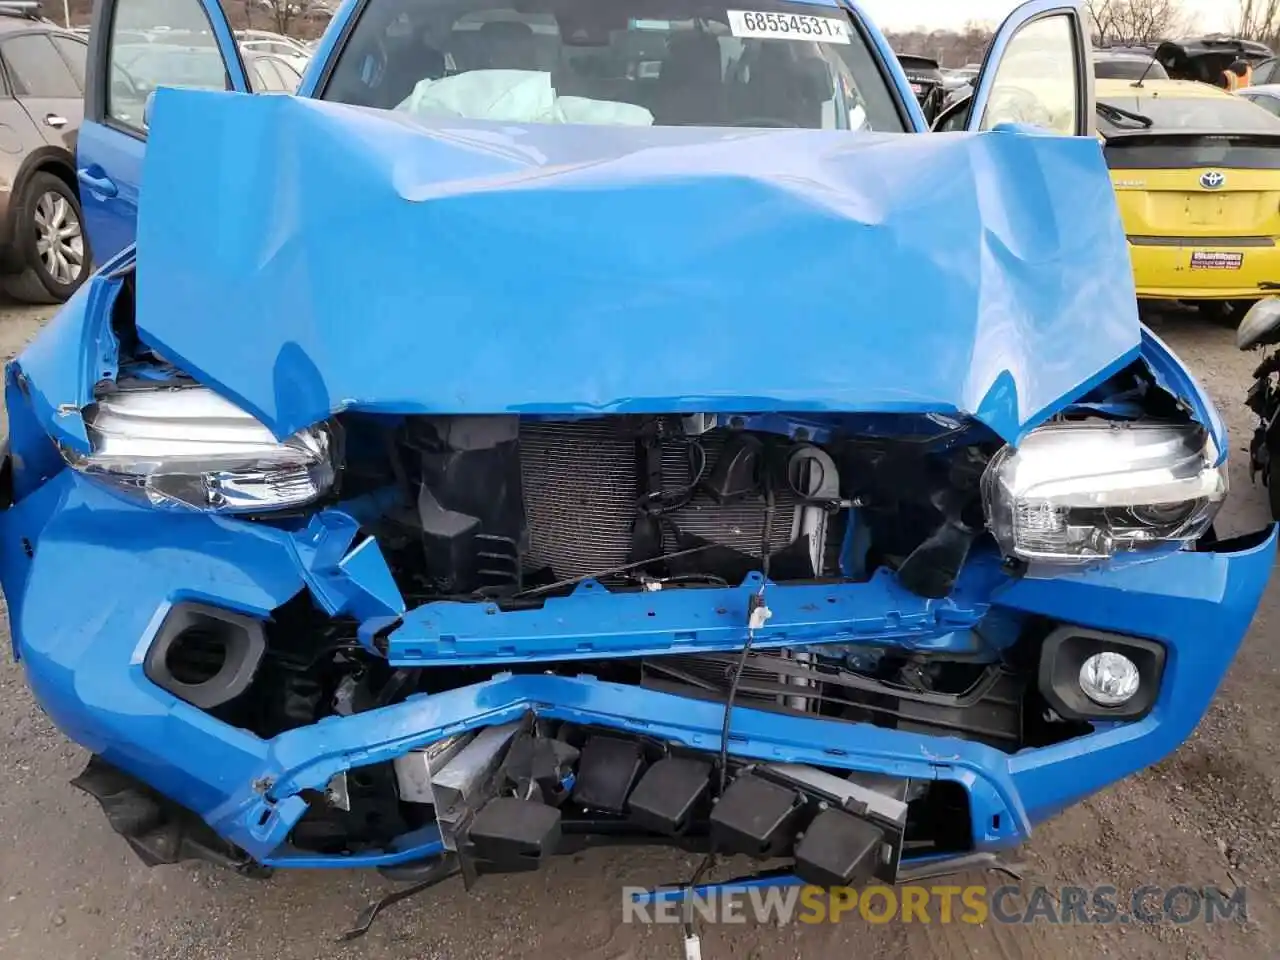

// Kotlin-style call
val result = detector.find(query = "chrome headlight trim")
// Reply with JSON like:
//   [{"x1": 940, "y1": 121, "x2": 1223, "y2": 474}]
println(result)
[
  {"x1": 62, "y1": 384, "x2": 337, "y2": 513},
  {"x1": 981, "y1": 421, "x2": 1226, "y2": 563}
]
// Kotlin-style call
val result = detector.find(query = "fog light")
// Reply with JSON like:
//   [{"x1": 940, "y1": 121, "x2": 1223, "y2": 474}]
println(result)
[{"x1": 1079, "y1": 652, "x2": 1140, "y2": 706}]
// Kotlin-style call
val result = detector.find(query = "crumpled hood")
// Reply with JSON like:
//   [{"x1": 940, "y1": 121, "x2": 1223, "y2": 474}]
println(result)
[{"x1": 135, "y1": 89, "x2": 1140, "y2": 442}]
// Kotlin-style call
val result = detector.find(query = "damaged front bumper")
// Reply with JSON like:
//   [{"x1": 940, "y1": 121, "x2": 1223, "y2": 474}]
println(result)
[{"x1": 3, "y1": 465, "x2": 1274, "y2": 874}]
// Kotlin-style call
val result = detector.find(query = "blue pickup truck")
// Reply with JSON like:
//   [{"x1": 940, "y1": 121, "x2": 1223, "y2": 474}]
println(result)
[{"x1": 0, "y1": 0, "x2": 1269, "y2": 928}]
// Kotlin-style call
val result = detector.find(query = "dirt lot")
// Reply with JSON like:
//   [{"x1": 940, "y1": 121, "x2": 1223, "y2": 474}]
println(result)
[{"x1": 0, "y1": 301, "x2": 1276, "y2": 960}]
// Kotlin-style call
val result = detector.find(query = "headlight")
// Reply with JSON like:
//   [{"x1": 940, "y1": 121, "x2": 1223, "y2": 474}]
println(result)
[
  {"x1": 61, "y1": 385, "x2": 337, "y2": 512},
  {"x1": 982, "y1": 422, "x2": 1226, "y2": 562}
]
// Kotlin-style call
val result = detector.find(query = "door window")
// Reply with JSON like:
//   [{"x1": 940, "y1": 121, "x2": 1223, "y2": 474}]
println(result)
[
  {"x1": 106, "y1": 0, "x2": 230, "y2": 132},
  {"x1": 248, "y1": 56, "x2": 291, "y2": 92},
  {"x1": 274, "y1": 56, "x2": 302, "y2": 91},
  {"x1": 51, "y1": 34, "x2": 88, "y2": 90},
  {"x1": 247, "y1": 58, "x2": 268, "y2": 92},
  {"x1": 1245, "y1": 93, "x2": 1280, "y2": 118},
  {"x1": 2, "y1": 34, "x2": 81, "y2": 98},
  {"x1": 979, "y1": 13, "x2": 1079, "y2": 135}
]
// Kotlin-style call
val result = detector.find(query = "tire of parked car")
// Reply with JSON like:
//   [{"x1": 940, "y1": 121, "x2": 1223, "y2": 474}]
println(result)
[{"x1": 5, "y1": 171, "x2": 91, "y2": 304}]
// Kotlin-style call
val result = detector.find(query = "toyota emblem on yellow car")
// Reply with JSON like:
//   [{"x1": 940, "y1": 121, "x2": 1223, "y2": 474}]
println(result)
[{"x1": 1200, "y1": 171, "x2": 1226, "y2": 190}]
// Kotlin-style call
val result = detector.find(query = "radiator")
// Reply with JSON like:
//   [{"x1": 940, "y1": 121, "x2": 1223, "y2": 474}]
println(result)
[{"x1": 518, "y1": 420, "x2": 801, "y2": 580}]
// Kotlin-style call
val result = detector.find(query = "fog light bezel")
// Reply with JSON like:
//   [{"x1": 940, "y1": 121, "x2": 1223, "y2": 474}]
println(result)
[
  {"x1": 1037, "y1": 626, "x2": 1165, "y2": 721},
  {"x1": 144, "y1": 603, "x2": 266, "y2": 710}
]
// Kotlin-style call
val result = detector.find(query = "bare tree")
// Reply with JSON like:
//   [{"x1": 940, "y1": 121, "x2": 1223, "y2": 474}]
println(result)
[
  {"x1": 259, "y1": 0, "x2": 318, "y2": 37},
  {"x1": 883, "y1": 22, "x2": 994, "y2": 68},
  {"x1": 1085, "y1": 0, "x2": 1189, "y2": 45},
  {"x1": 1238, "y1": 0, "x2": 1280, "y2": 46},
  {"x1": 235, "y1": 0, "x2": 256, "y2": 31}
]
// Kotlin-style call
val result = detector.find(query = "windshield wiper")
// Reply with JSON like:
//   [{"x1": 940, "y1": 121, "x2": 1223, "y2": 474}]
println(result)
[{"x1": 1096, "y1": 102, "x2": 1154, "y2": 129}]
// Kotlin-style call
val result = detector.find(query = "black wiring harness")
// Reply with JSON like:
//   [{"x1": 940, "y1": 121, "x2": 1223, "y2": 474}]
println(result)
[{"x1": 679, "y1": 484, "x2": 777, "y2": 955}]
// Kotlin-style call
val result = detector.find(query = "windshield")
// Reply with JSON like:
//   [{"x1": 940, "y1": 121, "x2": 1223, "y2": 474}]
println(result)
[
  {"x1": 1097, "y1": 93, "x2": 1280, "y2": 133},
  {"x1": 322, "y1": 0, "x2": 905, "y2": 131}
]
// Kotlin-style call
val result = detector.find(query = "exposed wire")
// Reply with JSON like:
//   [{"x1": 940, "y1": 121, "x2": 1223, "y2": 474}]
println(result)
[
  {"x1": 681, "y1": 484, "x2": 776, "y2": 953},
  {"x1": 639, "y1": 438, "x2": 709, "y2": 516},
  {"x1": 301, "y1": 640, "x2": 366, "y2": 673},
  {"x1": 718, "y1": 485, "x2": 774, "y2": 792},
  {"x1": 629, "y1": 572, "x2": 730, "y2": 590},
  {"x1": 511, "y1": 544, "x2": 716, "y2": 599}
]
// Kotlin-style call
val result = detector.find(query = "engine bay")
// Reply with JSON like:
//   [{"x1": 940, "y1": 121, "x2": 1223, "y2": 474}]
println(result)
[
  {"x1": 345, "y1": 410, "x2": 998, "y2": 610},
  {"x1": 121, "y1": 406, "x2": 1112, "y2": 869}
]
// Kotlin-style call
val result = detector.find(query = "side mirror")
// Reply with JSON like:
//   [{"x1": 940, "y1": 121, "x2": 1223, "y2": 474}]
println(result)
[
  {"x1": 1237, "y1": 298, "x2": 1280, "y2": 351},
  {"x1": 143, "y1": 91, "x2": 156, "y2": 129}
]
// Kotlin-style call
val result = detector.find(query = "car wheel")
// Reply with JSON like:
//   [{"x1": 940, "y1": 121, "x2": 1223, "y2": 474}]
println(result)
[{"x1": 4, "y1": 171, "x2": 91, "y2": 304}]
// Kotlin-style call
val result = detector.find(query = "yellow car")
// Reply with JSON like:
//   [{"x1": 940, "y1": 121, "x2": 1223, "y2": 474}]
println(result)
[{"x1": 1096, "y1": 78, "x2": 1280, "y2": 315}]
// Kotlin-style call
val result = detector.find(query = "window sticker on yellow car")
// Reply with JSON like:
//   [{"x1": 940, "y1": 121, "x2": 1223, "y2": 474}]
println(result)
[
  {"x1": 726, "y1": 10, "x2": 851, "y2": 43},
  {"x1": 1191, "y1": 251, "x2": 1244, "y2": 271}
]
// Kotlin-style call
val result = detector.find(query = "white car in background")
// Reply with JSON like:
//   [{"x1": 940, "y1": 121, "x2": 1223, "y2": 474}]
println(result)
[
  {"x1": 1239, "y1": 83, "x2": 1280, "y2": 117},
  {"x1": 235, "y1": 29, "x2": 310, "y2": 74}
]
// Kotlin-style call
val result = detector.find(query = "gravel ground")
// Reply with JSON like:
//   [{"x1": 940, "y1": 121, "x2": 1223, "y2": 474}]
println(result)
[{"x1": 0, "y1": 300, "x2": 1276, "y2": 960}]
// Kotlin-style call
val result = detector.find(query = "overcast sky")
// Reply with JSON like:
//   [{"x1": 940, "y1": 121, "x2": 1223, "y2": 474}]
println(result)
[{"x1": 858, "y1": 0, "x2": 1233, "y2": 32}]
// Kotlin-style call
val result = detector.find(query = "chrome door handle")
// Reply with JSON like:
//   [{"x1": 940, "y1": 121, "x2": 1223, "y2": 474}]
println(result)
[{"x1": 44, "y1": 114, "x2": 67, "y2": 128}]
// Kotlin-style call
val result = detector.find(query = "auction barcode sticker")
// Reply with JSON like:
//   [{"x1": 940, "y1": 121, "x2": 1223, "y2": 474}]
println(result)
[{"x1": 727, "y1": 10, "x2": 851, "y2": 43}]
